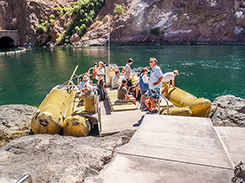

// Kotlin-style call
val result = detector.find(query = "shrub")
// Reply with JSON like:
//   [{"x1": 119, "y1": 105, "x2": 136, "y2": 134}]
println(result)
[
  {"x1": 56, "y1": 5, "x2": 64, "y2": 17},
  {"x1": 61, "y1": 0, "x2": 105, "y2": 43},
  {"x1": 49, "y1": 14, "x2": 55, "y2": 20},
  {"x1": 150, "y1": 27, "x2": 160, "y2": 36},
  {"x1": 80, "y1": 24, "x2": 87, "y2": 34},
  {"x1": 36, "y1": 24, "x2": 47, "y2": 34},
  {"x1": 66, "y1": 8, "x2": 73, "y2": 17},
  {"x1": 73, "y1": 5, "x2": 81, "y2": 14},
  {"x1": 75, "y1": 26, "x2": 82, "y2": 36},
  {"x1": 49, "y1": 18, "x2": 55, "y2": 26},
  {"x1": 113, "y1": 4, "x2": 124, "y2": 14}
]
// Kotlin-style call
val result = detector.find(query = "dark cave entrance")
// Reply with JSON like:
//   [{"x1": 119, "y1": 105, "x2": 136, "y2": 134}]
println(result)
[{"x1": 0, "y1": 36, "x2": 15, "y2": 49}]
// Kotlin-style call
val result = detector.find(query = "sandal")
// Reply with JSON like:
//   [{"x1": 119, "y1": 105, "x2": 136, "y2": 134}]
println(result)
[
  {"x1": 146, "y1": 110, "x2": 153, "y2": 114},
  {"x1": 152, "y1": 109, "x2": 158, "y2": 113}
]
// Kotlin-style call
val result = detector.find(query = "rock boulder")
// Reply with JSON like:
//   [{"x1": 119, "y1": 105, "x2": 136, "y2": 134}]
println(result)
[
  {"x1": 0, "y1": 130, "x2": 135, "y2": 183},
  {"x1": 209, "y1": 95, "x2": 245, "y2": 127},
  {"x1": 0, "y1": 105, "x2": 37, "y2": 147}
]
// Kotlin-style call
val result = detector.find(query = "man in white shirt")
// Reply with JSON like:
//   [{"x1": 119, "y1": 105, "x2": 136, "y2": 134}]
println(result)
[
  {"x1": 161, "y1": 70, "x2": 179, "y2": 94},
  {"x1": 124, "y1": 58, "x2": 134, "y2": 90},
  {"x1": 111, "y1": 70, "x2": 121, "y2": 89},
  {"x1": 146, "y1": 58, "x2": 163, "y2": 113}
]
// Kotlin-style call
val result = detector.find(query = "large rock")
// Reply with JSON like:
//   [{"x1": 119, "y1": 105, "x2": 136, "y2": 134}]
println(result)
[
  {"x1": 0, "y1": 130, "x2": 135, "y2": 183},
  {"x1": 232, "y1": 161, "x2": 245, "y2": 183},
  {"x1": 0, "y1": 105, "x2": 37, "y2": 147},
  {"x1": 209, "y1": 95, "x2": 245, "y2": 127}
]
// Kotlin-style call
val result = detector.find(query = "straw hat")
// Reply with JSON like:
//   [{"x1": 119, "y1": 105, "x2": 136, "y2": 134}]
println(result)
[
  {"x1": 83, "y1": 75, "x2": 89, "y2": 80},
  {"x1": 98, "y1": 61, "x2": 104, "y2": 66}
]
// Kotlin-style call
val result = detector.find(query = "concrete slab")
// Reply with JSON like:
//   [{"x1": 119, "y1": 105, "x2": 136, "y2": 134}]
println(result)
[
  {"x1": 85, "y1": 153, "x2": 233, "y2": 183},
  {"x1": 86, "y1": 115, "x2": 240, "y2": 183},
  {"x1": 118, "y1": 115, "x2": 233, "y2": 169},
  {"x1": 214, "y1": 127, "x2": 245, "y2": 166},
  {"x1": 100, "y1": 110, "x2": 145, "y2": 135}
]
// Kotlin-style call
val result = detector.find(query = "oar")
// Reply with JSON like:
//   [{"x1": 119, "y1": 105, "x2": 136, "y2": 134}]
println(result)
[{"x1": 67, "y1": 65, "x2": 78, "y2": 86}]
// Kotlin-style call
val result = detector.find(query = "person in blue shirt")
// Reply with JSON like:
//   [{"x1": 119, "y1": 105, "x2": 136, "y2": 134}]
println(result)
[{"x1": 147, "y1": 58, "x2": 163, "y2": 113}]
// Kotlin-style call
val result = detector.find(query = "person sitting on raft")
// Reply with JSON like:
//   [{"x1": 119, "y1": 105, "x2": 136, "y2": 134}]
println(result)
[
  {"x1": 117, "y1": 79, "x2": 136, "y2": 105},
  {"x1": 78, "y1": 83, "x2": 96, "y2": 114},
  {"x1": 78, "y1": 74, "x2": 89, "y2": 92},
  {"x1": 111, "y1": 70, "x2": 121, "y2": 89},
  {"x1": 161, "y1": 70, "x2": 179, "y2": 94}
]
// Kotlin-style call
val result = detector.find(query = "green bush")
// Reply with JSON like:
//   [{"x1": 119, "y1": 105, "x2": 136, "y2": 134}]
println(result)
[
  {"x1": 61, "y1": 0, "x2": 105, "y2": 43},
  {"x1": 56, "y1": 5, "x2": 64, "y2": 17},
  {"x1": 150, "y1": 27, "x2": 160, "y2": 36},
  {"x1": 75, "y1": 26, "x2": 82, "y2": 36},
  {"x1": 49, "y1": 14, "x2": 55, "y2": 19},
  {"x1": 80, "y1": 24, "x2": 86, "y2": 34},
  {"x1": 49, "y1": 18, "x2": 55, "y2": 25},
  {"x1": 36, "y1": 24, "x2": 47, "y2": 34},
  {"x1": 73, "y1": 5, "x2": 81, "y2": 14},
  {"x1": 113, "y1": 4, "x2": 124, "y2": 14}
]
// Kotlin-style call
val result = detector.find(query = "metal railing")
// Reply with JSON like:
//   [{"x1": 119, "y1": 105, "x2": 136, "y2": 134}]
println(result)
[
  {"x1": 158, "y1": 94, "x2": 170, "y2": 115},
  {"x1": 16, "y1": 175, "x2": 32, "y2": 183}
]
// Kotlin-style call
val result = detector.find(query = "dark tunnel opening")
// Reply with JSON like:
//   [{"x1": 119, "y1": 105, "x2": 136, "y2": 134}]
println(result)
[{"x1": 0, "y1": 36, "x2": 15, "y2": 49}]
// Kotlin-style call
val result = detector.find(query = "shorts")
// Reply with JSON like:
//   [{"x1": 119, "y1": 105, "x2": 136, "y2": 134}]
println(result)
[
  {"x1": 126, "y1": 79, "x2": 132, "y2": 87},
  {"x1": 162, "y1": 81, "x2": 169, "y2": 89},
  {"x1": 147, "y1": 88, "x2": 160, "y2": 100},
  {"x1": 140, "y1": 89, "x2": 148, "y2": 95}
]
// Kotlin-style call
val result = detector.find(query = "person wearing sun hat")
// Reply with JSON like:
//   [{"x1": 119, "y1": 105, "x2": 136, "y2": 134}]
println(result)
[
  {"x1": 161, "y1": 69, "x2": 179, "y2": 94},
  {"x1": 78, "y1": 83, "x2": 96, "y2": 113}
]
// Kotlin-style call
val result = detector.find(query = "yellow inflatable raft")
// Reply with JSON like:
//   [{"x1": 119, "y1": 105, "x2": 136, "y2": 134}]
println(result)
[
  {"x1": 162, "y1": 87, "x2": 211, "y2": 117},
  {"x1": 63, "y1": 115, "x2": 91, "y2": 137},
  {"x1": 31, "y1": 88, "x2": 71, "y2": 134},
  {"x1": 31, "y1": 87, "x2": 94, "y2": 136}
]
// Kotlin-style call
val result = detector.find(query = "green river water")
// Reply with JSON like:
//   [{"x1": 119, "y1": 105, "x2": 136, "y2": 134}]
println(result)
[{"x1": 0, "y1": 45, "x2": 244, "y2": 105}]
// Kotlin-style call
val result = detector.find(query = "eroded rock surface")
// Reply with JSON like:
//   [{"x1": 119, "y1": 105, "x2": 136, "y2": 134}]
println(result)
[
  {"x1": 209, "y1": 95, "x2": 245, "y2": 127},
  {"x1": 0, "y1": 105, "x2": 37, "y2": 147},
  {"x1": 0, "y1": 130, "x2": 135, "y2": 183}
]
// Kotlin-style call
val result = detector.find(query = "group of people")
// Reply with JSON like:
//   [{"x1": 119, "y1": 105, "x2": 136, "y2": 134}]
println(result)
[
  {"x1": 77, "y1": 61, "x2": 105, "y2": 114},
  {"x1": 77, "y1": 58, "x2": 179, "y2": 114},
  {"x1": 112, "y1": 57, "x2": 179, "y2": 114}
]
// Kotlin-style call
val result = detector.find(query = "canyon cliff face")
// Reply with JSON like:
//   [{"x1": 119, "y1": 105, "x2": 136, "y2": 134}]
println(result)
[
  {"x1": 0, "y1": 0, "x2": 76, "y2": 46},
  {"x1": 83, "y1": 0, "x2": 245, "y2": 45},
  {"x1": 1, "y1": 0, "x2": 245, "y2": 46}
]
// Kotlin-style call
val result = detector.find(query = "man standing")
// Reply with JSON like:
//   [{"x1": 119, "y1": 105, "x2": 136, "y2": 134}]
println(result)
[
  {"x1": 161, "y1": 70, "x2": 179, "y2": 94},
  {"x1": 124, "y1": 58, "x2": 134, "y2": 90},
  {"x1": 95, "y1": 61, "x2": 105, "y2": 101},
  {"x1": 111, "y1": 70, "x2": 121, "y2": 89},
  {"x1": 147, "y1": 58, "x2": 163, "y2": 113}
]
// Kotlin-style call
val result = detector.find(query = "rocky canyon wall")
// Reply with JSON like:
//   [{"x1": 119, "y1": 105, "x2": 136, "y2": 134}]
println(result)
[{"x1": 1, "y1": 0, "x2": 245, "y2": 46}]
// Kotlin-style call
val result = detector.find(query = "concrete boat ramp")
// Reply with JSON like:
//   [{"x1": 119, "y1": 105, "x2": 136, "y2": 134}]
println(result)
[{"x1": 88, "y1": 107, "x2": 245, "y2": 183}]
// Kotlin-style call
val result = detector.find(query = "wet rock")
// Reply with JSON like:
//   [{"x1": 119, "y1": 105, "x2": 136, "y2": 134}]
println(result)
[
  {"x1": 0, "y1": 130, "x2": 135, "y2": 183},
  {"x1": 69, "y1": 33, "x2": 80, "y2": 44},
  {"x1": 0, "y1": 105, "x2": 37, "y2": 147},
  {"x1": 209, "y1": 95, "x2": 245, "y2": 127}
]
